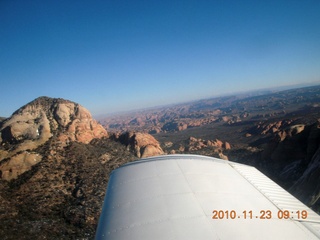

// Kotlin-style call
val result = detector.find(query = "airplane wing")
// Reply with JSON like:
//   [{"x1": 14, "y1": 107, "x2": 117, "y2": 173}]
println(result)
[{"x1": 95, "y1": 154, "x2": 320, "y2": 240}]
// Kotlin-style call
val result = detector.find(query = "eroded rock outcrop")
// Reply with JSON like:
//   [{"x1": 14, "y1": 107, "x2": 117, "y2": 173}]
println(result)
[
  {"x1": 118, "y1": 131, "x2": 164, "y2": 158},
  {"x1": 187, "y1": 136, "x2": 231, "y2": 152},
  {"x1": 161, "y1": 121, "x2": 188, "y2": 132},
  {"x1": 0, "y1": 96, "x2": 108, "y2": 180},
  {"x1": 249, "y1": 120, "x2": 294, "y2": 139}
]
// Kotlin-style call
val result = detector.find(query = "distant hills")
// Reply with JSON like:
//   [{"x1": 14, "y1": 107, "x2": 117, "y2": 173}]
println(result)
[{"x1": 101, "y1": 85, "x2": 320, "y2": 134}]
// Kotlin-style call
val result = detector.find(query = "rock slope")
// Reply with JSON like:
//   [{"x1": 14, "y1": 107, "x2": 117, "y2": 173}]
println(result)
[{"x1": 0, "y1": 138, "x2": 137, "y2": 239}]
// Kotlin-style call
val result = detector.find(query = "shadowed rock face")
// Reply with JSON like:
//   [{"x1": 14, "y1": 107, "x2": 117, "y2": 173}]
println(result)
[
  {"x1": 0, "y1": 96, "x2": 108, "y2": 180},
  {"x1": 287, "y1": 122, "x2": 320, "y2": 207},
  {"x1": 290, "y1": 146, "x2": 320, "y2": 206},
  {"x1": 254, "y1": 121, "x2": 320, "y2": 210}
]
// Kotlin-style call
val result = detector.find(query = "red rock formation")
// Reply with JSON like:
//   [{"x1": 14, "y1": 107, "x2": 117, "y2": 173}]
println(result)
[
  {"x1": 56, "y1": 104, "x2": 107, "y2": 144},
  {"x1": 0, "y1": 97, "x2": 108, "y2": 180},
  {"x1": 161, "y1": 121, "x2": 187, "y2": 132},
  {"x1": 187, "y1": 137, "x2": 231, "y2": 152},
  {"x1": 224, "y1": 142, "x2": 231, "y2": 150},
  {"x1": 118, "y1": 131, "x2": 164, "y2": 158}
]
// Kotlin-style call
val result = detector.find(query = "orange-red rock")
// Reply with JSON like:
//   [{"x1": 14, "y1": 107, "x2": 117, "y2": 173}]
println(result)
[
  {"x1": 0, "y1": 97, "x2": 108, "y2": 180},
  {"x1": 118, "y1": 131, "x2": 164, "y2": 158}
]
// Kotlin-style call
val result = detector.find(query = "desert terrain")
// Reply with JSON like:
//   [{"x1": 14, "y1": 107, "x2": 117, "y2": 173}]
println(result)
[{"x1": 0, "y1": 85, "x2": 320, "y2": 239}]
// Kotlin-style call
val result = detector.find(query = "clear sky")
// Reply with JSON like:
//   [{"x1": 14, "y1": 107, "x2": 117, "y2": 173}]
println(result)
[{"x1": 1, "y1": 0, "x2": 320, "y2": 117}]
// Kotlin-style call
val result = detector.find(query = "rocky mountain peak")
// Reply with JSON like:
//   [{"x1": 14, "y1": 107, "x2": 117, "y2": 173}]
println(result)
[
  {"x1": 1, "y1": 96, "x2": 107, "y2": 145},
  {"x1": 0, "y1": 96, "x2": 108, "y2": 180}
]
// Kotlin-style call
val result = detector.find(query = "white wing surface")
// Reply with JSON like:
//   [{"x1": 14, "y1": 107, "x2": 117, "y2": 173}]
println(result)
[{"x1": 95, "y1": 154, "x2": 320, "y2": 240}]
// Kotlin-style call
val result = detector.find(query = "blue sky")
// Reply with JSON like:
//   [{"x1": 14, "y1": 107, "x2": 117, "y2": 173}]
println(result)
[{"x1": 1, "y1": 0, "x2": 320, "y2": 117}]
